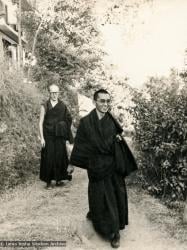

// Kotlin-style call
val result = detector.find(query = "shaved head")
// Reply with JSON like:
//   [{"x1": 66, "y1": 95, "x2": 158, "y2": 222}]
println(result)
[{"x1": 48, "y1": 84, "x2": 59, "y2": 93}]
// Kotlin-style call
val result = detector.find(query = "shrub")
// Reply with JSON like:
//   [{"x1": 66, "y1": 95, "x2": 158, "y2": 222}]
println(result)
[
  {"x1": 0, "y1": 64, "x2": 43, "y2": 191},
  {"x1": 129, "y1": 70, "x2": 187, "y2": 200}
]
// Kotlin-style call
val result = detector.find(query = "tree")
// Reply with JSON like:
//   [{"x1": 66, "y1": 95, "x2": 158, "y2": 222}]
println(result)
[{"x1": 22, "y1": 0, "x2": 103, "y2": 87}]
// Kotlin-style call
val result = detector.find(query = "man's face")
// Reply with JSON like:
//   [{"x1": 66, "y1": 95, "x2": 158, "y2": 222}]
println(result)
[
  {"x1": 95, "y1": 93, "x2": 111, "y2": 113},
  {"x1": 49, "y1": 85, "x2": 59, "y2": 101}
]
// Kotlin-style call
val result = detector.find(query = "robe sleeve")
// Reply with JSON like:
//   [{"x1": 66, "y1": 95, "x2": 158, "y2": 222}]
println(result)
[
  {"x1": 64, "y1": 105, "x2": 74, "y2": 144},
  {"x1": 70, "y1": 119, "x2": 91, "y2": 169}
]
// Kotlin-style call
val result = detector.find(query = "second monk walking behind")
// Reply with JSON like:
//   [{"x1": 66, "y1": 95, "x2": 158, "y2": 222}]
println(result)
[{"x1": 39, "y1": 84, "x2": 73, "y2": 189}]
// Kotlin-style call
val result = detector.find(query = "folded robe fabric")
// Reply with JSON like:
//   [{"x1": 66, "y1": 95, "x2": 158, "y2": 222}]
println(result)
[
  {"x1": 114, "y1": 136, "x2": 138, "y2": 177},
  {"x1": 70, "y1": 109, "x2": 138, "y2": 178}
]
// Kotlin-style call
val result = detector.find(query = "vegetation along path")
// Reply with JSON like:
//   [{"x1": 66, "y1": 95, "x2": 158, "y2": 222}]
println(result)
[{"x1": 0, "y1": 168, "x2": 186, "y2": 250}]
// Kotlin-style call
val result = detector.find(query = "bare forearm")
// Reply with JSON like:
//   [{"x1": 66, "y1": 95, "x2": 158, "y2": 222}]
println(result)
[
  {"x1": 39, "y1": 122, "x2": 44, "y2": 140},
  {"x1": 39, "y1": 105, "x2": 46, "y2": 147}
]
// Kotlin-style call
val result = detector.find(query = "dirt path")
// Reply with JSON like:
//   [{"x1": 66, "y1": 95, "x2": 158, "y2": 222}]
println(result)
[{"x1": 0, "y1": 168, "x2": 186, "y2": 250}]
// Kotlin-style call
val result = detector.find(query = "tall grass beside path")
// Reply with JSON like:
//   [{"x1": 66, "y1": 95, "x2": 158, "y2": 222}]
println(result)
[{"x1": 0, "y1": 64, "x2": 43, "y2": 192}]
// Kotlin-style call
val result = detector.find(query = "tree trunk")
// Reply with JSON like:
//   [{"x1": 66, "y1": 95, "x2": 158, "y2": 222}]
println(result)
[{"x1": 27, "y1": 18, "x2": 43, "y2": 79}]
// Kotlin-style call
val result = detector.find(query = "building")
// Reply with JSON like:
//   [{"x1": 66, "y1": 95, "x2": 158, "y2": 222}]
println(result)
[{"x1": 0, "y1": 0, "x2": 32, "y2": 67}]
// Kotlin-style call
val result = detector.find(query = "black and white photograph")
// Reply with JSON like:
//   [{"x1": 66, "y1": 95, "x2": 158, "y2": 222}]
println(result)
[{"x1": 0, "y1": 0, "x2": 187, "y2": 249}]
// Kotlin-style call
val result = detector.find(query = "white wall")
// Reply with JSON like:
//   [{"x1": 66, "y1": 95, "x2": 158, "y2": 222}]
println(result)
[{"x1": 1, "y1": 0, "x2": 17, "y2": 24}]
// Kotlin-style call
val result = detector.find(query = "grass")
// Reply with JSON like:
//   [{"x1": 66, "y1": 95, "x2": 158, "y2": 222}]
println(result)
[{"x1": 128, "y1": 183, "x2": 187, "y2": 245}]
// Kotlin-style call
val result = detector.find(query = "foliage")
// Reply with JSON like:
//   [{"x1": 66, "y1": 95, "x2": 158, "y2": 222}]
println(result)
[
  {"x1": 21, "y1": 0, "x2": 109, "y2": 123},
  {"x1": 0, "y1": 64, "x2": 42, "y2": 191},
  {"x1": 22, "y1": 0, "x2": 104, "y2": 90},
  {"x1": 129, "y1": 70, "x2": 187, "y2": 200}
]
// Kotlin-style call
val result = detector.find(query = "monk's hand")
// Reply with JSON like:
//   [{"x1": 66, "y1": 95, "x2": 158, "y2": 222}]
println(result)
[
  {"x1": 66, "y1": 141, "x2": 73, "y2": 158},
  {"x1": 67, "y1": 164, "x2": 74, "y2": 174},
  {"x1": 116, "y1": 134, "x2": 122, "y2": 141},
  {"x1": 41, "y1": 138, "x2": 45, "y2": 148}
]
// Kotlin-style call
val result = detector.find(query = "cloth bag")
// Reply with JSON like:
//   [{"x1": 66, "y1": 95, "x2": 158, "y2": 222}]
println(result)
[{"x1": 114, "y1": 136, "x2": 138, "y2": 177}]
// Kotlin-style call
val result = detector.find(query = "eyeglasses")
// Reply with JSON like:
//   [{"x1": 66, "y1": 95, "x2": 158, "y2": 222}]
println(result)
[
  {"x1": 50, "y1": 92, "x2": 59, "y2": 94},
  {"x1": 97, "y1": 99, "x2": 111, "y2": 104}
]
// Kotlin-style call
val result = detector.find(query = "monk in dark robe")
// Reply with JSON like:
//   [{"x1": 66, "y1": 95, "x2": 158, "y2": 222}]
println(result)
[
  {"x1": 70, "y1": 89, "x2": 137, "y2": 248},
  {"x1": 39, "y1": 84, "x2": 73, "y2": 189}
]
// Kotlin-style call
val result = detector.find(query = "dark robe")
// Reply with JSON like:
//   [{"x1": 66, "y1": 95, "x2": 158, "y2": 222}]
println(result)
[
  {"x1": 70, "y1": 109, "x2": 138, "y2": 239},
  {"x1": 40, "y1": 100, "x2": 73, "y2": 183}
]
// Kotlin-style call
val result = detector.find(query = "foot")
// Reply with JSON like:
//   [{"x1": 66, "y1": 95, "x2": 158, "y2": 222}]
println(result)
[
  {"x1": 111, "y1": 232, "x2": 120, "y2": 248},
  {"x1": 56, "y1": 181, "x2": 64, "y2": 187},
  {"x1": 46, "y1": 182, "x2": 53, "y2": 189},
  {"x1": 67, "y1": 174, "x2": 72, "y2": 181},
  {"x1": 86, "y1": 211, "x2": 92, "y2": 220}
]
